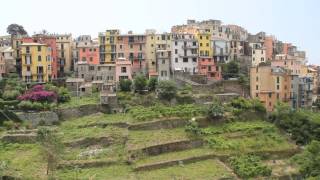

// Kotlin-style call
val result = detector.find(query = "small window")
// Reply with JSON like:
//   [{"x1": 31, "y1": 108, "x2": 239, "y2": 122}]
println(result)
[
  {"x1": 37, "y1": 46, "x2": 41, "y2": 52},
  {"x1": 38, "y1": 55, "x2": 41, "y2": 61}
]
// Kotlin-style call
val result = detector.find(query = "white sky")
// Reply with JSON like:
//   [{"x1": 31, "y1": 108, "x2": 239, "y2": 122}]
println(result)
[{"x1": 0, "y1": 0, "x2": 319, "y2": 64}]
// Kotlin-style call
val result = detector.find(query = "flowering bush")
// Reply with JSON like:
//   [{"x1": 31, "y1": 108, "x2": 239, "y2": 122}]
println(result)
[{"x1": 18, "y1": 85, "x2": 57, "y2": 103}]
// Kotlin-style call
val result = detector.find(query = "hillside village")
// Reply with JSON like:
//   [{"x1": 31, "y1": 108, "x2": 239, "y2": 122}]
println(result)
[{"x1": 0, "y1": 19, "x2": 319, "y2": 179}]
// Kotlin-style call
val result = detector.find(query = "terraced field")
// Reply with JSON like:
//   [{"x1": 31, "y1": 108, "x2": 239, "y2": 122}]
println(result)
[{"x1": 0, "y1": 113, "x2": 301, "y2": 179}]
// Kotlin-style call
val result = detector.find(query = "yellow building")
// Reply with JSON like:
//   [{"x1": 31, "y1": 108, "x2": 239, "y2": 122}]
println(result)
[
  {"x1": 99, "y1": 29, "x2": 119, "y2": 64},
  {"x1": 55, "y1": 34, "x2": 72, "y2": 75},
  {"x1": 21, "y1": 43, "x2": 52, "y2": 83},
  {"x1": 145, "y1": 30, "x2": 172, "y2": 77},
  {"x1": 196, "y1": 29, "x2": 212, "y2": 57},
  {"x1": 250, "y1": 65, "x2": 291, "y2": 111}
]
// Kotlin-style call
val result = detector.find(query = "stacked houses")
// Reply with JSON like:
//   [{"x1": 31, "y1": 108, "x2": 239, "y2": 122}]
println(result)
[{"x1": 0, "y1": 19, "x2": 319, "y2": 111}]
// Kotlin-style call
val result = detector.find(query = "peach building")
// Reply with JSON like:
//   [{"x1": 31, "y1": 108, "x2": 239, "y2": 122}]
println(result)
[
  {"x1": 116, "y1": 32, "x2": 146, "y2": 76},
  {"x1": 264, "y1": 36, "x2": 275, "y2": 61},
  {"x1": 115, "y1": 58, "x2": 132, "y2": 82},
  {"x1": 271, "y1": 54, "x2": 305, "y2": 76},
  {"x1": 198, "y1": 57, "x2": 221, "y2": 80},
  {"x1": 250, "y1": 65, "x2": 291, "y2": 111}
]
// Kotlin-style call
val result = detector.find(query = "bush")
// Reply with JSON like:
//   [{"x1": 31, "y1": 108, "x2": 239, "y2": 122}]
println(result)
[
  {"x1": 176, "y1": 94, "x2": 194, "y2": 104},
  {"x1": 185, "y1": 119, "x2": 202, "y2": 136},
  {"x1": 57, "y1": 87, "x2": 71, "y2": 103},
  {"x1": 3, "y1": 120, "x2": 17, "y2": 130},
  {"x1": 230, "y1": 97, "x2": 266, "y2": 114},
  {"x1": 148, "y1": 77, "x2": 158, "y2": 91},
  {"x1": 291, "y1": 140, "x2": 320, "y2": 178},
  {"x1": 229, "y1": 155, "x2": 272, "y2": 178},
  {"x1": 119, "y1": 79, "x2": 132, "y2": 92},
  {"x1": 208, "y1": 101, "x2": 224, "y2": 119},
  {"x1": 133, "y1": 74, "x2": 147, "y2": 92},
  {"x1": 2, "y1": 90, "x2": 20, "y2": 100},
  {"x1": 157, "y1": 80, "x2": 177, "y2": 101},
  {"x1": 18, "y1": 85, "x2": 57, "y2": 103},
  {"x1": 17, "y1": 101, "x2": 53, "y2": 111}
]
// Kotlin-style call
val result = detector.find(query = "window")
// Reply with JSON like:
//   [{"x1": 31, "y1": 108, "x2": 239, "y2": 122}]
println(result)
[
  {"x1": 130, "y1": 44, "x2": 133, "y2": 49},
  {"x1": 161, "y1": 71, "x2": 167, "y2": 77},
  {"x1": 256, "y1": 93, "x2": 259, "y2": 97},
  {"x1": 175, "y1": 49, "x2": 178, "y2": 54},
  {"x1": 200, "y1": 36, "x2": 202, "y2": 40},
  {"x1": 277, "y1": 85, "x2": 280, "y2": 90},
  {"x1": 90, "y1": 57, "x2": 93, "y2": 62},
  {"x1": 256, "y1": 76, "x2": 258, "y2": 81},
  {"x1": 206, "y1": 36, "x2": 209, "y2": 40},
  {"x1": 200, "y1": 43, "x2": 203, "y2": 47},
  {"x1": 82, "y1": 48, "x2": 85, "y2": 52},
  {"x1": 256, "y1": 85, "x2": 259, "y2": 90},
  {"x1": 121, "y1": 67, "x2": 127, "y2": 73},
  {"x1": 277, "y1": 76, "x2": 280, "y2": 83},
  {"x1": 89, "y1": 66, "x2": 94, "y2": 71},
  {"x1": 277, "y1": 93, "x2": 280, "y2": 99},
  {"x1": 192, "y1": 58, "x2": 197, "y2": 62},
  {"x1": 175, "y1": 58, "x2": 178, "y2": 63},
  {"x1": 183, "y1": 58, "x2": 188, "y2": 63},
  {"x1": 269, "y1": 102, "x2": 272, "y2": 106},
  {"x1": 192, "y1": 42, "x2": 196, "y2": 46},
  {"x1": 268, "y1": 93, "x2": 272, "y2": 98},
  {"x1": 37, "y1": 46, "x2": 41, "y2": 52},
  {"x1": 206, "y1": 43, "x2": 209, "y2": 47},
  {"x1": 175, "y1": 41, "x2": 177, "y2": 46},
  {"x1": 38, "y1": 55, "x2": 41, "y2": 61},
  {"x1": 261, "y1": 57, "x2": 264, "y2": 61},
  {"x1": 162, "y1": 59, "x2": 165, "y2": 64}
]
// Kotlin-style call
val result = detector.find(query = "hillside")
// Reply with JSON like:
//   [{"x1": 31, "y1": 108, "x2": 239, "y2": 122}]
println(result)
[{"x1": 0, "y1": 105, "x2": 303, "y2": 180}]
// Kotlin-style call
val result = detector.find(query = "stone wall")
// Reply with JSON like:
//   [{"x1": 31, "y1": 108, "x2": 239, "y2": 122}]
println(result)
[
  {"x1": 15, "y1": 111, "x2": 59, "y2": 127},
  {"x1": 55, "y1": 104, "x2": 110, "y2": 120}
]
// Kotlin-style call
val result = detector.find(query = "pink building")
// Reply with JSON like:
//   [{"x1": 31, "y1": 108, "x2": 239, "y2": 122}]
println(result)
[
  {"x1": 198, "y1": 57, "x2": 221, "y2": 80},
  {"x1": 115, "y1": 58, "x2": 132, "y2": 82},
  {"x1": 264, "y1": 36, "x2": 275, "y2": 61},
  {"x1": 117, "y1": 33, "x2": 146, "y2": 76},
  {"x1": 78, "y1": 44, "x2": 99, "y2": 65},
  {"x1": 271, "y1": 54, "x2": 304, "y2": 75}
]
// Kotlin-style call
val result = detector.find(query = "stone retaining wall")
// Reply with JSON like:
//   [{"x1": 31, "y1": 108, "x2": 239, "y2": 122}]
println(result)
[
  {"x1": 15, "y1": 111, "x2": 59, "y2": 127},
  {"x1": 1, "y1": 134, "x2": 37, "y2": 143},
  {"x1": 64, "y1": 136, "x2": 114, "y2": 148},
  {"x1": 55, "y1": 104, "x2": 109, "y2": 121}
]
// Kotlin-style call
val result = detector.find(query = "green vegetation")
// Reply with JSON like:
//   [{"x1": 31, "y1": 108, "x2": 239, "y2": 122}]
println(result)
[
  {"x1": 129, "y1": 104, "x2": 206, "y2": 121},
  {"x1": 147, "y1": 77, "x2": 158, "y2": 91},
  {"x1": 269, "y1": 102, "x2": 320, "y2": 144},
  {"x1": 229, "y1": 155, "x2": 272, "y2": 178},
  {"x1": 207, "y1": 100, "x2": 224, "y2": 119},
  {"x1": 222, "y1": 60, "x2": 240, "y2": 79},
  {"x1": 133, "y1": 74, "x2": 147, "y2": 92},
  {"x1": 230, "y1": 97, "x2": 266, "y2": 114},
  {"x1": 58, "y1": 94, "x2": 99, "y2": 109},
  {"x1": 291, "y1": 140, "x2": 320, "y2": 179},
  {"x1": 119, "y1": 79, "x2": 132, "y2": 92},
  {"x1": 156, "y1": 80, "x2": 177, "y2": 101}
]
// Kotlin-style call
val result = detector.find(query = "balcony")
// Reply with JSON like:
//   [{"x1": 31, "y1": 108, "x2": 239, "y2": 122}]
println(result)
[
  {"x1": 179, "y1": 54, "x2": 198, "y2": 58},
  {"x1": 182, "y1": 45, "x2": 198, "y2": 49}
]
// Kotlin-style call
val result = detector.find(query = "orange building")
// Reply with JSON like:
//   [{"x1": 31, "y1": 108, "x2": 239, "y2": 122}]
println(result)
[
  {"x1": 250, "y1": 65, "x2": 291, "y2": 111},
  {"x1": 198, "y1": 57, "x2": 221, "y2": 80},
  {"x1": 78, "y1": 40, "x2": 99, "y2": 65}
]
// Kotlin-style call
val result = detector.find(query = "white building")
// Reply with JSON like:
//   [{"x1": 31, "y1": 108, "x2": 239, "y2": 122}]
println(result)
[
  {"x1": 250, "y1": 42, "x2": 266, "y2": 67},
  {"x1": 171, "y1": 34, "x2": 198, "y2": 74}
]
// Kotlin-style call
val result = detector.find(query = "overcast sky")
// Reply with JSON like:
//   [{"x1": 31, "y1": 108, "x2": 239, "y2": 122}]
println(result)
[{"x1": 0, "y1": 0, "x2": 319, "y2": 64}]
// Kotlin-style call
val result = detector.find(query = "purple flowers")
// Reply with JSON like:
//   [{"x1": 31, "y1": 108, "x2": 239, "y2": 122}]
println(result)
[{"x1": 18, "y1": 85, "x2": 57, "y2": 102}]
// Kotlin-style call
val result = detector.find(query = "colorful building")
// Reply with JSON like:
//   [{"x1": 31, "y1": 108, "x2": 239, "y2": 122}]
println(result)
[
  {"x1": 116, "y1": 32, "x2": 146, "y2": 76},
  {"x1": 271, "y1": 54, "x2": 305, "y2": 76},
  {"x1": 198, "y1": 57, "x2": 221, "y2": 80},
  {"x1": 250, "y1": 65, "x2": 291, "y2": 111},
  {"x1": 212, "y1": 36, "x2": 230, "y2": 63},
  {"x1": 171, "y1": 34, "x2": 198, "y2": 74},
  {"x1": 196, "y1": 29, "x2": 212, "y2": 57},
  {"x1": 55, "y1": 34, "x2": 73, "y2": 76},
  {"x1": 99, "y1": 29, "x2": 119, "y2": 64},
  {"x1": 78, "y1": 39, "x2": 99, "y2": 65},
  {"x1": 156, "y1": 50, "x2": 171, "y2": 81},
  {"x1": 250, "y1": 42, "x2": 266, "y2": 67},
  {"x1": 20, "y1": 43, "x2": 52, "y2": 83},
  {"x1": 115, "y1": 58, "x2": 132, "y2": 82}
]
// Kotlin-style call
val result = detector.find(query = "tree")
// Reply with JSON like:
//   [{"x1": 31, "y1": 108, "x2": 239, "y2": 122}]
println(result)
[
  {"x1": 157, "y1": 80, "x2": 177, "y2": 101},
  {"x1": 119, "y1": 79, "x2": 132, "y2": 92},
  {"x1": 6, "y1": 24, "x2": 28, "y2": 36},
  {"x1": 222, "y1": 60, "x2": 240, "y2": 79},
  {"x1": 37, "y1": 127, "x2": 64, "y2": 178},
  {"x1": 148, "y1": 77, "x2": 158, "y2": 91},
  {"x1": 208, "y1": 101, "x2": 224, "y2": 119},
  {"x1": 133, "y1": 74, "x2": 147, "y2": 92}
]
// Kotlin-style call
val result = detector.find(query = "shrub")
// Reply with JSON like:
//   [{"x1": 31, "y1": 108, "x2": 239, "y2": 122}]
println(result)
[
  {"x1": 3, "y1": 120, "x2": 16, "y2": 130},
  {"x1": 148, "y1": 77, "x2": 158, "y2": 91},
  {"x1": 18, "y1": 85, "x2": 57, "y2": 103},
  {"x1": 291, "y1": 140, "x2": 320, "y2": 178},
  {"x1": 185, "y1": 119, "x2": 202, "y2": 136},
  {"x1": 208, "y1": 101, "x2": 224, "y2": 119},
  {"x1": 57, "y1": 87, "x2": 71, "y2": 103},
  {"x1": 17, "y1": 101, "x2": 50, "y2": 111},
  {"x1": 176, "y1": 94, "x2": 194, "y2": 104},
  {"x1": 157, "y1": 80, "x2": 177, "y2": 101},
  {"x1": 119, "y1": 79, "x2": 132, "y2": 92},
  {"x1": 2, "y1": 90, "x2": 20, "y2": 100},
  {"x1": 229, "y1": 155, "x2": 272, "y2": 178},
  {"x1": 133, "y1": 74, "x2": 147, "y2": 92},
  {"x1": 230, "y1": 97, "x2": 266, "y2": 113}
]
